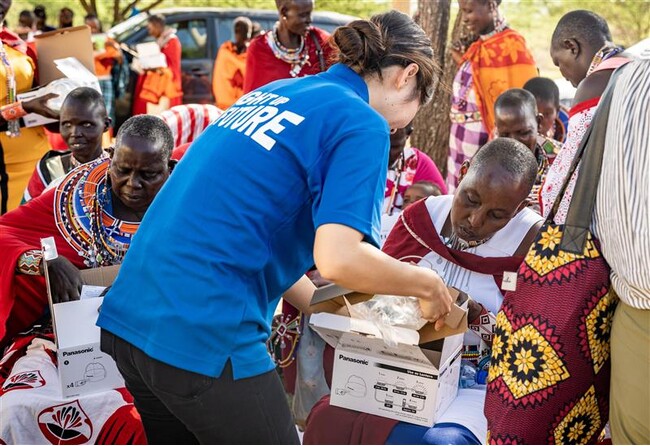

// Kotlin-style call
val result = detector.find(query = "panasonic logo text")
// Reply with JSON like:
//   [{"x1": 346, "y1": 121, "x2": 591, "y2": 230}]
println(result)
[
  {"x1": 339, "y1": 354, "x2": 368, "y2": 365},
  {"x1": 62, "y1": 347, "x2": 94, "y2": 357}
]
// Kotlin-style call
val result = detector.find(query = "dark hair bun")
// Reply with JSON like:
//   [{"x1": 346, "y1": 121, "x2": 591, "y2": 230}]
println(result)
[
  {"x1": 331, "y1": 11, "x2": 439, "y2": 104},
  {"x1": 332, "y1": 20, "x2": 385, "y2": 76}
]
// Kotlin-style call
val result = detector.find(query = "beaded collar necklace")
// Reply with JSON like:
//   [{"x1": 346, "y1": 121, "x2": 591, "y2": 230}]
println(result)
[
  {"x1": 54, "y1": 159, "x2": 138, "y2": 267},
  {"x1": 266, "y1": 22, "x2": 310, "y2": 77},
  {"x1": 479, "y1": 15, "x2": 508, "y2": 41},
  {"x1": 70, "y1": 149, "x2": 110, "y2": 169},
  {"x1": 586, "y1": 43, "x2": 625, "y2": 78}
]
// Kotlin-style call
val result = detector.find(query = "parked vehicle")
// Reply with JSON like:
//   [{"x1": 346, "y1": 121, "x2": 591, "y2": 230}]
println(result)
[{"x1": 108, "y1": 7, "x2": 356, "y2": 127}]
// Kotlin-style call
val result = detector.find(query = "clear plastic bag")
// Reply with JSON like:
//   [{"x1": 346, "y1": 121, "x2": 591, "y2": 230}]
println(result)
[
  {"x1": 349, "y1": 294, "x2": 427, "y2": 347},
  {"x1": 45, "y1": 78, "x2": 85, "y2": 111},
  {"x1": 292, "y1": 322, "x2": 330, "y2": 425}
]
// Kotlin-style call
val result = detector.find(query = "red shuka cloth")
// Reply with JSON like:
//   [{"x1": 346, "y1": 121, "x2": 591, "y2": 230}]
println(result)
[
  {"x1": 243, "y1": 27, "x2": 334, "y2": 93},
  {"x1": 0, "y1": 187, "x2": 84, "y2": 346}
]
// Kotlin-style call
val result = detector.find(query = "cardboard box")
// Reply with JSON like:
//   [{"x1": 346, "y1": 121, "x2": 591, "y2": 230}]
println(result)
[
  {"x1": 41, "y1": 238, "x2": 124, "y2": 399},
  {"x1": 309, "y1": 285, "x2": 468, "y2": 427},
  {"x1": 309, "y1": 284, "x2": 469, "y2": 344},
  {"x1": 34, "y1": 26, "x2": 96, "y2": 85}
]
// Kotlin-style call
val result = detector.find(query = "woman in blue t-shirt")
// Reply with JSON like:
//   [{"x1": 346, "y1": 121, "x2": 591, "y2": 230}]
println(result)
[{"x1": 96, "y1": 10, "x2": 454, "y2": 445}]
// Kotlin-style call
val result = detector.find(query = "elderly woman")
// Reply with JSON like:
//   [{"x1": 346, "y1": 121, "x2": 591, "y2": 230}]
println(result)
[
  {"x1": 0, "y1": 115, "x2": 173, "y2": 444},
  {"x1": 446, "y1": 0, "x2": 537, "y2": 191},
  {"x1": 304, "y1": 138, "x2": 543, "y2": 445},
  {"x1": 243, "y1": 0, "x2": 335, "y2": 93}
]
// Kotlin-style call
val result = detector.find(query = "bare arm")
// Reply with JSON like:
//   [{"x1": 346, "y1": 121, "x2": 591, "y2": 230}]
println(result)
[
  {"x1": 573, "y1": 70, "x2": 612, "y2": 106},
  {"x1": 314, "y1": 223, "x2": 453, "y2": 329}
]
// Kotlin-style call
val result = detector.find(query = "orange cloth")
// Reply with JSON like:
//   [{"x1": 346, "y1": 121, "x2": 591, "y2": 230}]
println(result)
[
  {"x1": 463, "y1": 28, "x2": 538, "y2": 135},
  {"x1": 139, "y1": 68, "x2": 179, "y2": 104},
  {"x1": 212, "y1": 41, "x2": 247, "y2": 110},
  {"x1": 93, "y1": 38, "x2": 121, "y2": 78},
  {"x1": 132, "y1": 34, "x2": 182, "y2": 115}
]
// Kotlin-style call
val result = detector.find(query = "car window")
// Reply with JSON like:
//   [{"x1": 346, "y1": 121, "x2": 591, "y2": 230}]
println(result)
[
  {"x1": 170, "y1": 19, "x2": 208, "y2": 60},
  {"x1": 215, "y1": 19, "x2": 273, "y2": 48}
]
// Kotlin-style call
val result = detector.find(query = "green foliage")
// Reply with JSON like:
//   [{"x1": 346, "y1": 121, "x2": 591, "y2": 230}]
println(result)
[
  {"x1": 8, "y1": 0, "x2": 647, "y2": 77},
  {"x1": 7, "y1": 0, "x2": 388, "y2": 27}
]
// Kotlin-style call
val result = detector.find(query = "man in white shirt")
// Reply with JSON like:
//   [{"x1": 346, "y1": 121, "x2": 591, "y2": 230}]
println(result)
[{"x1": 593, "y1": 58, "x2": 650, "y2": 444}]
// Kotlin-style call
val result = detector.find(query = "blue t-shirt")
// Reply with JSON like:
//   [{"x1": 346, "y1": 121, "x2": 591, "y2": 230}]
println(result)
[{"x1": 97, "y1": 64, "x2": 390, "y2": 379}]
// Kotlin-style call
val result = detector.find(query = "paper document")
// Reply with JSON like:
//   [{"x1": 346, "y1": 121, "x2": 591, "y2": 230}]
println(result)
[{"x1": 136, "y1": 42, "x2": 167, "y2": 70}]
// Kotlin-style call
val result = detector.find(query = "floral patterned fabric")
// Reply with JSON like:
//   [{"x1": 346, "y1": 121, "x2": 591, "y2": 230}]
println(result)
[{"x1": 484, "y1": 220, "x2": 617, "y2": 444}]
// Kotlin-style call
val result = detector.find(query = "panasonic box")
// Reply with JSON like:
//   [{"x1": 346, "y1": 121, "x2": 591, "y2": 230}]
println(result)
[
  {"x1": 41, "y1": 237, "x2": 124, "y2": 399},
  {"x1": 309, "y1": 285, "x2": 468, "y2": 427}
]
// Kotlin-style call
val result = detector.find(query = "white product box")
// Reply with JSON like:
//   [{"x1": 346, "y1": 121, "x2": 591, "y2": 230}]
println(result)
[
  {"x1": 52, "y1": 296, "x2": 124, "y2": 399},
  {"x1": 41, "y1": 237, "x2": 124, "y2": 399},
  {"x1": 310, "y1": 309, "x2": 464, "y2": 427}
]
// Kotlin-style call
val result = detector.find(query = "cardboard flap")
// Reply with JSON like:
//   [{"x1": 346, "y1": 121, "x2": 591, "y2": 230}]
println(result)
[
  {"x1": 419, "y1": 292, "x2": 469, "y2": 344},
  {"x1": 311, "y1": 283, "x2": 353, "y2": 305},
  {"x1": 309, "y1": 284, "x2": 469, "y2": 345},
  {"x1": 52, "y1": 298, "x2": 103, "y2": 349},
  {"x1": 80, "y1": 265, "x2": 120, "y2": 287},
  {"x1": 35, "y1": 25, "x2": 95, "y2": 85},
  {"x1": 309, "y1": 312, "x2": 420, "y2": 347}
]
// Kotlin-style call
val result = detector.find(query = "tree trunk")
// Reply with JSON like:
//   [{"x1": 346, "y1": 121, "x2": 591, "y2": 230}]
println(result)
[
  {"x1": 113, "y1": 0, "x2": 121, "y2": 26},
  {"x1": 411, "y1": 4, "x2": 464, "y2": 179}
]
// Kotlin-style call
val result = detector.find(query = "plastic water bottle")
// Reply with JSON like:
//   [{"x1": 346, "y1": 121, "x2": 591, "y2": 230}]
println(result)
[{"x1": 459, "y1": 360, "x2": 478, "y2": 388}]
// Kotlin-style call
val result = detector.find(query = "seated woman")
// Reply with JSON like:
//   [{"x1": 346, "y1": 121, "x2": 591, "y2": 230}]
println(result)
[
  {"x1": 303, "y1": 138, "x2": 543, "y2": 445},
  {"x1": 0, "y1": 115, "x2": 174, "y2": 445},
  {"x1": 23, "y1": 87, "x2": 111, "y2": 202}
]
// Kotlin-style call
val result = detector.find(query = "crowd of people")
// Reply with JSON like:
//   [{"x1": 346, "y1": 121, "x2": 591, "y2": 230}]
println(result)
[{"x1": 0, "y1": 0, "x2": 647, "y2": 444}]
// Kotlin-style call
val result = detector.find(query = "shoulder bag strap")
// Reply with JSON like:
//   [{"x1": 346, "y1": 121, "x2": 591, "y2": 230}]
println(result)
[
  {"x1": 309, "y1": 29, "x2": 326, "y2": 72},
  {"x1": 558, "y1": 67, "x2": 625, "y2": 253}
]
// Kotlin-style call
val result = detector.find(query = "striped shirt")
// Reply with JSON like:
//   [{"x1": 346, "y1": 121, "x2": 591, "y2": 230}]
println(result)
[
  {"x1": 593, "y1": 59, "x2": 650, "y2": 309},
  {"x1": 158, "y1": 104, "x2": 223, "y2": 147}
]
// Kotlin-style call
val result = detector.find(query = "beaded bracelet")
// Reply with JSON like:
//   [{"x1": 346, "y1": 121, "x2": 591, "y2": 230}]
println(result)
[
  {"x1": 0, "y1": 101, "x2": 27, "y2": 122},
  {"x1": 16, "y1": 249, "x2": 43, "y2": 276}
]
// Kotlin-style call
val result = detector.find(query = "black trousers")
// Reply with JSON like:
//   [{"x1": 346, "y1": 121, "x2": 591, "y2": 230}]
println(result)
[{"x1": 101, "y1": 330, "x2": 299, "y2": 445}]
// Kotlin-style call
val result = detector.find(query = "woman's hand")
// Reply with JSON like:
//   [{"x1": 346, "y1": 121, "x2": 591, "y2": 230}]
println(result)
[
  {"x1": 414, "y1": 268, "x2": 454, "y2": 330},
  {"x1": 47, "y1": 257, "x2": 84, "y2": 303},
  {"x1": 22, "y1": 93, "x2": 60, "y2": 120},
  {"x1": 314, "y1": 224, "x2": 453, "y2": 329},
  {"x1": 450, "y1": 40, "x2": 466, "y2": 65}
]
